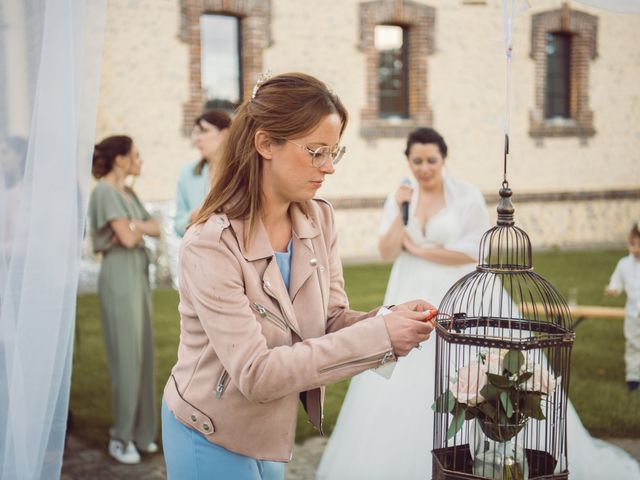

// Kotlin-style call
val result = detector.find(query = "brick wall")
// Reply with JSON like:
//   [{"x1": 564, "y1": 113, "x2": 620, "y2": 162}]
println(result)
[{"x1": 95, "y1": 0, "x2": 640, "y2": 259}]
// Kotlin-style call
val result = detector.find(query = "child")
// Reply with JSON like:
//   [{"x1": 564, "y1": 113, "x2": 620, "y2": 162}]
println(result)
[{"x1": 605, "y1": 223, "x2": 640, "y2": 392}]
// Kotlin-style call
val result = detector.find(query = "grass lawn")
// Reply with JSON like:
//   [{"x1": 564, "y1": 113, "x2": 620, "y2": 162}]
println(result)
[{"x1": 70, "y1": 249, "x2": 640, "y2": 448}]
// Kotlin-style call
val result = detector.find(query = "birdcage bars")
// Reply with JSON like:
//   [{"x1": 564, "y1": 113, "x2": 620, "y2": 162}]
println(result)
[{"x1": 431, "y1": 187, "x2": 574, "y2": 480}]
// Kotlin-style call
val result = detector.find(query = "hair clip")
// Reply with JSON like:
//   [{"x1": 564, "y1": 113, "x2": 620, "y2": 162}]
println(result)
[{"x1": 251, "y1": 70, "x2": 273, "y2": 100}]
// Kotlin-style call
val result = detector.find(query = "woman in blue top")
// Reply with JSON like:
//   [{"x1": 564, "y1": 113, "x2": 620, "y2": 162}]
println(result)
[{"x1": 174, "y1": 110, "x2": 232, "y2": 236}]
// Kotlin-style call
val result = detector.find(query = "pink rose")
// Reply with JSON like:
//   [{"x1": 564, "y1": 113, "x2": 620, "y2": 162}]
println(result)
[
  {"x1": 483, "y1": 349, "x2": 507, "y2": 375},
  {"x1": 523, "y1": 364, "x2": 556, "y2": 395},
  {"x1": 450, "y1": 361, "x2": 488, "y2": 406}
]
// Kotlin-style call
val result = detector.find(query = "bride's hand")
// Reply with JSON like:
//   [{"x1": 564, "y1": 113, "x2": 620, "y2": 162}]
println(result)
[
  {"x1": 395, "y1": 184, "x2": 413, "y2": 209},
  {"x1": 402, "y1": 235, "x2": 421, "y2": 256}
]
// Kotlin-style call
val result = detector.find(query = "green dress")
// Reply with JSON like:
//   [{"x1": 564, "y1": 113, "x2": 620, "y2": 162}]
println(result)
[{"x1": 88, "y1": 181, "x2": 156, "y2": 446}]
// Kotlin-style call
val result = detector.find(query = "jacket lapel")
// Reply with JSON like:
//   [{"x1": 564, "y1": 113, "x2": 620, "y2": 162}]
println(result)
[
  {"x1": 229, "y1": 205, "x2": 324, "y2": 339},
  {"x1": 289, "y1": 204, "x2": 322, "y2": 302},
  {"x1": 261, "y1": 257, "x2": 302, "y2": 338},
  {"x1": 230, "y1": 215, "x2": 304, "y2": 337}
]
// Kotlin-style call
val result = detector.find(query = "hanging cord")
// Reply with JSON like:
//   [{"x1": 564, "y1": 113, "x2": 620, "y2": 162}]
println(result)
[{"x1": 502, "y1": 0, "x2": 516, "y2": 189}]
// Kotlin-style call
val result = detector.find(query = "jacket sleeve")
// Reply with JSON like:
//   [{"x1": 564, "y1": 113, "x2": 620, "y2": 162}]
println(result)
[
  {"x1": 179, "y1": 230, "x2": 394, "y2": 404},
  {"x1": 317, "y1": 201, "x2": 381, "y2": 332}
]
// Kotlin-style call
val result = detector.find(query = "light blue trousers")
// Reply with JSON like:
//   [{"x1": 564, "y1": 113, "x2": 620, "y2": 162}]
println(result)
[{"x1": 161, "y1": 399, "x2": 285, "y2": 480}]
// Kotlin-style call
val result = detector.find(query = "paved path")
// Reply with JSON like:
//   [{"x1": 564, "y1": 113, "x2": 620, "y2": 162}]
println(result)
[
  {"x1": 61, "y1": 434, "x2": 326, "y2": 480},
  {"x1": 62, "y1": 434, "x2": 639, "y2": 479}
]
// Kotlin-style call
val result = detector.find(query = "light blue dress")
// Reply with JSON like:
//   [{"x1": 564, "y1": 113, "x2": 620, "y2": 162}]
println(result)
[{"x1": 174, "y1": 161, "x2": 210, "y2": 237}]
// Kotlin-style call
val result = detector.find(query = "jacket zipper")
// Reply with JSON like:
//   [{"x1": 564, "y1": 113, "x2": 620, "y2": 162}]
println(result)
[
  {"x1": 319, "y1": 351, "x2": 394, "y2": 374},
  {"x1": 215, "y1": 370, "x2": 230, "y2": 399},
  {"x1": 262, "y1": 283, "x2": 303, "y2": 338},
  {"x1": 310, "y1": 240, "x2": 328, "y2": 321},
  {"x1": 251, "y1": 302, "x2": 289, "y2": 332}
]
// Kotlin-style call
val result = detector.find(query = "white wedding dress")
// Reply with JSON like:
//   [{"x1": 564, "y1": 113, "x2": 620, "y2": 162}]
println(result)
[{"x1": 316, "y1": 175, "x2": 640, "y2": 480}]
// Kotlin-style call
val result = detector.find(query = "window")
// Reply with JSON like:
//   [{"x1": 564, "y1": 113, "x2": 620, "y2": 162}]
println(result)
[
  {"x1": 200, "y1": 15, "x2": 242, "y2": 111},
  {"x1": 359, "y1": 0, "x2": 435, "y2": 139},
  {"x1": 179, "y1": 0, "x2": 271, "y2": 134},
  {"x1": 375, "y1": 25, "x2": 408, "y2": 119},
  {"x1": 544, "y1": 32, "x2": 571, "y2": 120},
  {"x1": 529, "y1": 6, "x2": 597, "y2": 140}
]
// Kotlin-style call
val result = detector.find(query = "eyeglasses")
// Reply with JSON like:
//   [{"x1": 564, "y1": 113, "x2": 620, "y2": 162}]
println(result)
[
  {"x1": 286, "y1": 140, "x2": 346, "y2": 168},
  {"x1": 190, "y1": 126, "x2": 216, "y2": 138}
]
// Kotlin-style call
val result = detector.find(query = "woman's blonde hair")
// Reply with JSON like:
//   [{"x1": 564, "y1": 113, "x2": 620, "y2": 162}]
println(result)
[{"x1": 192, "y1": 72, "x2": 348, "y2": 246}]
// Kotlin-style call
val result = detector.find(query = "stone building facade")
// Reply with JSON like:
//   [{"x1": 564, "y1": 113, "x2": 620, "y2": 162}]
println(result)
[{"x1": 96, "y1": 0, "x2": 640, "y2": 261}]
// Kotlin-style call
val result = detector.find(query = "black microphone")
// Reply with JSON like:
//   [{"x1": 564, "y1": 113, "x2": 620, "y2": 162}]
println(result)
[
  {"x1": 400, "y1": 177, "x2": 412, "y2": 226},
  {"x1": 401, "y1": 202, "x2": 409, "y2": 226}
]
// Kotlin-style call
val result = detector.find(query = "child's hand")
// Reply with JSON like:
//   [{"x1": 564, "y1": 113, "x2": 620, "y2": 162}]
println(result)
[{"x1": 604, "y1": 287, "x2": 620, "y2": 297}]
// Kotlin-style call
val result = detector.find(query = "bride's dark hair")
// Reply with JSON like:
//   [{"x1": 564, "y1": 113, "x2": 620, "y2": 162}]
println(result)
[{"x1": 404, "y1": 128, "x2": 448, "y2": 159}]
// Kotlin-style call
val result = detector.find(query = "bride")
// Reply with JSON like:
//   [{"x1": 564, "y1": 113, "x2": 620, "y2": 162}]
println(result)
[{"x1": 316, "y1": 127, "x2": 640, "y2": 480}]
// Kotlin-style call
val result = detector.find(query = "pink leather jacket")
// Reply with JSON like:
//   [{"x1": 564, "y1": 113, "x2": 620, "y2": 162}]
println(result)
[{"x1": 163, "y1": 199, "x2": 395, "y2": 461}]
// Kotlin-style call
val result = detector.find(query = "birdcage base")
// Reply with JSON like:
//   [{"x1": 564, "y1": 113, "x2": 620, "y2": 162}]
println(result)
[{"x1": 432, "y1": 445, "x2": 567, "y2": 480}]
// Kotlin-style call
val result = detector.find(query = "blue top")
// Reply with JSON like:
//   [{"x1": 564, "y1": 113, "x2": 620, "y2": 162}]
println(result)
[
  {"x1": 274, "y1": 240, "x2": 293, "y2": 291},
  {"x1": 175, "y1": 161, "x2": 210, "y2": 237}
]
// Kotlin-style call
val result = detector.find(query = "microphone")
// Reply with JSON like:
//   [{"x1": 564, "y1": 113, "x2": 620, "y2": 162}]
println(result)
[{"x1": 400, "y1": 177, "x2": 412, "y2": 226}]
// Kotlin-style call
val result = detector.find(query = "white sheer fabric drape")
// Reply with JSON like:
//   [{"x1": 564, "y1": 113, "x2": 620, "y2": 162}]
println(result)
[{"x1": 0, "y1": 0, "x2": 106, "y2": 478}]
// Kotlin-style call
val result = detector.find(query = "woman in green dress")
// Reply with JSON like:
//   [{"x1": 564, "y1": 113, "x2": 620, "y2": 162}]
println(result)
[{"x1": 88, "y1": 135, "x2": 161, "y2": 464}]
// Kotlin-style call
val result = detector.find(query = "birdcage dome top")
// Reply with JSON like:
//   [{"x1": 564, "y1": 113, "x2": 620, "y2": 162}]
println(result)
[
  {"x1": 478, "y1": 186, "x2": 532, "y2": 272},
  {"x1": 434, "y1": 185, "x2": 575, "y2": 349}
]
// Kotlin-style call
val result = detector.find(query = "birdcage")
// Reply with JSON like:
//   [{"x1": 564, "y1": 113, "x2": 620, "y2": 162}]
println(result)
[{"x1": 431, "y1": 185, "x2": 574, "y2": 480}]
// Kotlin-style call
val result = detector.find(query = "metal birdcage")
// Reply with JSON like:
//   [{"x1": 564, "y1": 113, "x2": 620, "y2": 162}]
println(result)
[{"x1": 431, "y1": 185, "x2": 575, "y2": 480}]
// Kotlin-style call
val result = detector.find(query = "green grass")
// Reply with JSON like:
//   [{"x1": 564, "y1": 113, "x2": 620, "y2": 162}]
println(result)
[{"x1": 70, "y1": 249, "x2": 640, "y2": 448}]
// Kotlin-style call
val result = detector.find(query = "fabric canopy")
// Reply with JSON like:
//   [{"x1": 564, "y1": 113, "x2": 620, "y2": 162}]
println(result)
[{"x1": 0, "y1": 0, "x2": 106, "y2": 478}]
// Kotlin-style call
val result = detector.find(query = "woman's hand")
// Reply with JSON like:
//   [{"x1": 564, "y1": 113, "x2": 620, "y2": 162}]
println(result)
[
  {"x1": 395, "y1": 183, "x2": 413, "y2": 209},
  {"x1": 383, "y1": 310, "x2": 436, "y2": 357},
  {"x1": 604, "y1": 286, "x2": 620, "y2": 297},
  {"x1": 377, "y1": 185, "x2": 415, "y2": 262},
  {"x1": 391, "y1": 299, "x2": 438, "y2": 315},
  {"x1": 402, "y1": 234, "x2": 473, "y2": 265},
  {"x1": 133, "y1": 218, "x2": 161, "y2": 238},
  {"x1": 402, "y1": 235, "x2": 425, "y2": 257}
]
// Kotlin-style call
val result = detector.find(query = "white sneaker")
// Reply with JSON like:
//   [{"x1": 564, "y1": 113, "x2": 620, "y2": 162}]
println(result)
[
  {"x1": 108, "y1": 439, "x2": 141, "y2": 464},
  {"x1": 137, "y1": 441, "x2": 158, "y2": 454}
]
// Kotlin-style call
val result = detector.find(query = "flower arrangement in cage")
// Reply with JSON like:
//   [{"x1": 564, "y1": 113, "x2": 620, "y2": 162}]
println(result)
[
  {"x1": 433, "y1": 348, "x2": 558, "y2": 440},
  {"x1": 433, "y1": 347, "x2": 559, "y2": 479}
]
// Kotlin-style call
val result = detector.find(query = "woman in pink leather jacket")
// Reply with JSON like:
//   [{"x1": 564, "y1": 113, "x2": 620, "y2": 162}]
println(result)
[{"x1": 161, "y1": 72, "x2": 437, "y2": 479}]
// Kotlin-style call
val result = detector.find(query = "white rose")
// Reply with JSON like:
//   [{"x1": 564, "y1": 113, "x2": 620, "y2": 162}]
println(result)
[
  {"x1": 450, "y1": 361, "x2": 488, "y2": 406},
  {"x1": 523, "y1": 364, "x2": 557, "y2": 395}
]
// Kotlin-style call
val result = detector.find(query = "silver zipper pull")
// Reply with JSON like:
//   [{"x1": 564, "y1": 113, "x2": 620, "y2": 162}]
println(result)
[
  {"x1": 380, "y1": 351, "x2": 394, "y2": 365},
  {"x1": 215, "y1": 382, "x2": 225, "y2": 399},
  {"x1": 255, "y1": 304, "x2": 267, "y2": 318}
]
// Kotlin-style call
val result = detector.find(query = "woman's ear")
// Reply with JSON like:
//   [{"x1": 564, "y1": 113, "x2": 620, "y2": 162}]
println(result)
[
  {"x1": 114, "y1": 153, "x2": 130, "y2": 171},
  {"x1": 254, "y1": 130, "x2": 273, "y2": 160}
]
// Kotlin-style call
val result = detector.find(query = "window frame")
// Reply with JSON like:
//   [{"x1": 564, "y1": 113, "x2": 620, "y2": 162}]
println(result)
[
  {"x1": 179, "y1": 0, "x2": 271, "y2": 135},
  {"x1": 529, "y1": 6, "x2": 597, "y2": 141},
  {"x1": 359, "y1": 0, "x2": 435, "y2": 139}
]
